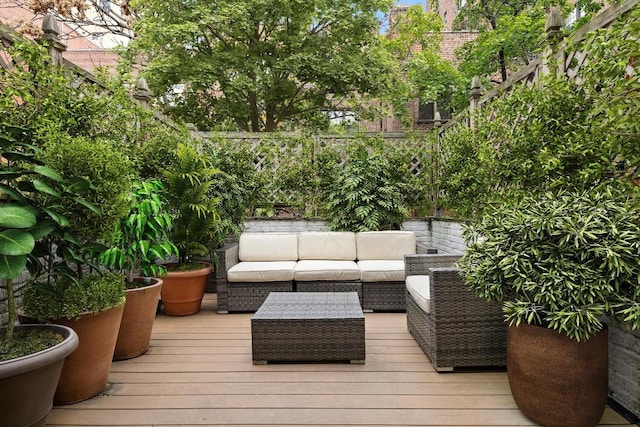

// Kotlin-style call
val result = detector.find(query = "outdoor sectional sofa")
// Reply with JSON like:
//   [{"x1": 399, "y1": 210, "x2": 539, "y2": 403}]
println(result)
[{"x1": 215, "y1": 231, "x2": 423, "y2": 313}]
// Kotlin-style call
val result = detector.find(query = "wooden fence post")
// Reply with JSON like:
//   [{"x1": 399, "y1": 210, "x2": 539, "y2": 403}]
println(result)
[
  {"x1": 469, "y1": 76, "x2": 482, "y2": 129},
  {"x1": 133, "y1": 77, "x2": 152, "y2": 109},
  {"x1": 432, "y1": 112, "x2": 442, "y2": 217},
  {"x1": 39, "y1": 13, "x2": 66, "y2": 66},
  {"x1": 541, "y1": 8, "x2": 564, "y2": 79}
]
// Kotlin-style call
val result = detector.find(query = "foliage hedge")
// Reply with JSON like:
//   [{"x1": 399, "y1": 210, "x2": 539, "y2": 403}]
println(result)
[
  {"x1": 437, "y1": 8, "x2": 640, "y2": 219},
  {"x1": 202, "y1": 132, "x2": 436, "y2": 229}
]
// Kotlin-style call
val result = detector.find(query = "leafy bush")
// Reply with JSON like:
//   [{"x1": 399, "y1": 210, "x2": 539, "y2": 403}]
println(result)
[
  {"x1": 322, "y1": 142, "x2": 410, "y2": 231},
  {"x1": 459, "y1": 189, "x2": 640, "y2": 342},
  {"x1": 163, "y1": 142, "x2": 221, "y2": 263},
  {"x1": 437, "y1": 8, "x2": 640, "y2": 218},
  {"x1": 22, "y1": 272, "x2": 126, "y2": 322},
  {"x1": 99, "y1": 180, "x2": 179, "y2": 284},
  {"x1": 42, "y1": 136, "x2": 135, "y2": 244}
]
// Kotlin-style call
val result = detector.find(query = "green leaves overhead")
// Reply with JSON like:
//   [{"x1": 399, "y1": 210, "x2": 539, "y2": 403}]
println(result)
[{"x1": 127, "y1": 0, "x2": 395, "y2": 131}]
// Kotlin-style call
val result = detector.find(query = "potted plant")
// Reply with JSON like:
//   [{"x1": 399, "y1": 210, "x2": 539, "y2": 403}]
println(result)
[
  {"x1": 160, "y1": 142, "x2": 220, "y2": 316},
  {"x1": 458, "y1": 188, "x2": 640, "y2": 427},
  {"x1": 19, "y1": 133, "x2": 136, "y2": 405},
  {"x1": 0, "y1": 124, "x2": 81, "y2": 427},
  {"x1": 99, "y1": 179, "x2": 178, "y2": 359}
]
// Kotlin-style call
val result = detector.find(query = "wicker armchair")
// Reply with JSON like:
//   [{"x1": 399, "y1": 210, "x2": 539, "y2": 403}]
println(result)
[{"x1": 405, "y1": 254, "x2": 506, "y2": 372}]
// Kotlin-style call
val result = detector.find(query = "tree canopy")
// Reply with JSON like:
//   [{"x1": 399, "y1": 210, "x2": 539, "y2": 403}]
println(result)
[
  {"x1": 126, "y1": 0, "x2": 396, "y2": 132},
  {"x1": 454, "y1": 0, "x2": 605, "y2": 84}
]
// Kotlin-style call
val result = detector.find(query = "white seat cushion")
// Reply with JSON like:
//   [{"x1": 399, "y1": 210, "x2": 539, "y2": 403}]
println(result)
[
  {"x1": 227, "y1": 261, "x2": 296, "y2": 282},
  {"x1": 294, "y1": 260, "x2": 361, "y2": 281},
  {"x1": 238, "y1": 233, "x2": 298, "y2": 262},
  {"x1": 356, "y1": 231, "x2": 416, "y2": 260},
  {"x1": 406, "y1": 275, "x2": 431, "y2": 314},
  {"x1": 298, "y1": 231, "x2": 357, "y2": 260},
  {"x1": 358, "y1": 260, "x2": 405, "y2": 282}
]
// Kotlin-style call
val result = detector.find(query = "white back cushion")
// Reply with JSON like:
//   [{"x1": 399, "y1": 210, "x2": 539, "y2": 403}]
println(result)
[
  {"x1": 356, "y1": 231, "x2": 416, "y2": 260},
  {"x1": 238, "y1": 233, "x2": 298, "y2": 262},
  {"x1": 298, "y1": 232, "x2": 357, "y2": 261}
]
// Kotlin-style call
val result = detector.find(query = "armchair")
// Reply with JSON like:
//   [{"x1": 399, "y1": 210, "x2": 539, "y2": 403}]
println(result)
[{"x1": 404, "y1": 254, "x2": 506, "y2": 372}]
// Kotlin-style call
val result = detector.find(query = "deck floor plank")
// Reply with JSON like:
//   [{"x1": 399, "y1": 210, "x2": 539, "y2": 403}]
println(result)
[{"x1": 46, "y1": 294, "x2": 634, "y2": 427}]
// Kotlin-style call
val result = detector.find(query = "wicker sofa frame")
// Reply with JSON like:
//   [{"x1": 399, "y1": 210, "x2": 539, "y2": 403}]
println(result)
[
  {"x1": 216, "y1": 236, "x2": 433, "y2": 314},
  {"x1": 405, "y1": 254, "x2": 506, "y2": 372}
]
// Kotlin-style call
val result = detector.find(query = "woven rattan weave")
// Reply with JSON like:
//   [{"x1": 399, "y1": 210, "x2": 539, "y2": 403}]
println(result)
[
  {"x1": 251, "y1": 292, "x2": 365, "y2": 364},
  {"x1": 404, "y1": 254, "x2": 506, "y2": 371}
]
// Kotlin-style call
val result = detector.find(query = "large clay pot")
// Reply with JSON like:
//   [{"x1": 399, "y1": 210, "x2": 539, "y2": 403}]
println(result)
[
  {"x1": 507, "y1": 323, "x2": 608, "y2": 427},
  {"x1": 113, "y1": 278, "x2": 163, "y2": 360},
  {"x1": 160, "y1": 263, "x2": 212, "y2": 316},
  {"x1": 0, "y1": 324, "x2": 78, "y2": 427},
  {"x1": 53, "y1": 302, "x2": 125, "y2": 405}
]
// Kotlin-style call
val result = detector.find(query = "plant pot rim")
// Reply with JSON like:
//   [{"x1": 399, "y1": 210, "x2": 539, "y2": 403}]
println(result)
[
  {"x1": 509, "y1": 320, "x2": 608, "y2": 341},
  {"x1": 0, "y1": 324, "x2": 79, "y2": 378},
  {"x1": 162, "y1": 262, "x2": 212, "y2": 277},
  {"x1": 126, "y1": 277, "x2": 163, "y2": 292}
]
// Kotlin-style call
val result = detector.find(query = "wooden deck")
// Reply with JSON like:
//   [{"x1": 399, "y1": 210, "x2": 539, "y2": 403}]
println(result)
[{"x1": 46, "y1": 294, "x2": 634, "y2": 427}]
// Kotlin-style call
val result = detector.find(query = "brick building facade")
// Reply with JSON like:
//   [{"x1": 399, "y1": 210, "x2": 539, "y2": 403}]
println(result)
[{"x1": 361, "y1": 1, "x2": 477, "y2": 132}]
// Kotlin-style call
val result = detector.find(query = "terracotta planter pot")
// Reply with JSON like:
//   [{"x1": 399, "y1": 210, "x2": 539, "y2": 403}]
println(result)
[
  {"x1": 52, "y1": 302, "x2": 125, "y2": 405},
  {"x1": 507, "y1": 323, "x2": 608, "y2": 427},
  {"x1": 160, "y1": 263, "x2": 212, "y2": 316},
  {"x1": 113, "y1": 278, "x2": 163, "y2": 360},
  {"x1": 0, "y1": 324, "x2": 79, "y2": 427}
]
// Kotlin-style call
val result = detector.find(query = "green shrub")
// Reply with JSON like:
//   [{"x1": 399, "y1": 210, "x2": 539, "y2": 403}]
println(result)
[
  {"x1": 99, "y1": 180, "x2": 179, "y2": 284},
  {"x1": 41, "y1": 136, "x2": 135, "y2": 243},
  {"x1": 459, "y1": 189, "x2": 640, "y2": 342},
  {"x1": 22, "y1": 272, "x2": 126, "y2": 322},
  {"x1": 163, "y1": 142, "x2": 221, "y2": 263},
  {"x1": 322, "y1": 143, "x2": 409, "y2": 231}
]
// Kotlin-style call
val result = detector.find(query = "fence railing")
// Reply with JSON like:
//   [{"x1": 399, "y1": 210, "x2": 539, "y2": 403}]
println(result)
[{"x1": 440, "y1": 0, "x2": 640, "y2": 136}]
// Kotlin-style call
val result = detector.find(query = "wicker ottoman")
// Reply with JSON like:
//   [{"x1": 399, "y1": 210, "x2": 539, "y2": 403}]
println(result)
[{"x1": 251, "y1": 292, "x2": 365, "y2": 364}]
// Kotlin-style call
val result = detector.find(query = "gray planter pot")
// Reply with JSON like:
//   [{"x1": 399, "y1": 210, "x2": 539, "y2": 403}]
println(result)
[{"x1": 0, "y1": 324, "x2": 79, "y2": 427}]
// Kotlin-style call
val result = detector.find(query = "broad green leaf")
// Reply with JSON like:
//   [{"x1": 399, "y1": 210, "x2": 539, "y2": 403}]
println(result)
[
  {"x1": 28, "y1": 220, "x2": 57, "y2": 239},
  {"x1": 33, "y1": 179, "x2": 61, "y2": 197},
  {"x1": 0, "y1": 229, "x2": 35, "y2": 256},
  {"x1": 42, "y1": 208, "x2": 70, "y2": 227},
  {"x1": 0, "y1": 205, "x2": 37, "y2": 228},
  {"x1": 0, "y1": 254, "x2": 27, "y2": 279},
  {"x1": 33, "y1": 165, "x2": 63, "y2": 182}
]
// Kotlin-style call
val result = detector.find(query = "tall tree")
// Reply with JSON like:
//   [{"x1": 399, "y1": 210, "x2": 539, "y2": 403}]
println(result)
[
  {"x1": 126, "y1": 0, "x2": 395, "y2": 132},
  {"x1": 453, "y1": 0, "x2": 604, "y2": 84}
]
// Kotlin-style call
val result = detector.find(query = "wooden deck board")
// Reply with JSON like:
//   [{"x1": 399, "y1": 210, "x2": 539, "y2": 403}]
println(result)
[{"x1": 46, "y1": 294, "x2": 635, "y2": 427}]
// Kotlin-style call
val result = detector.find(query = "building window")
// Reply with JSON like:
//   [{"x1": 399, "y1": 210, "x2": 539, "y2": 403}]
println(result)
[
  {"x1": 418, "y1": 100, "x2": 451, "y2": 122},
  {"x1": 566, "y1": 6, "x2": 582, "y2": 28}
]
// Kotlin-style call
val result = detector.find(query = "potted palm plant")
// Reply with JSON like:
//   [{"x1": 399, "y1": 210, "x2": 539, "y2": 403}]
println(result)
[
  {"x1": 160, "y1": 142, "x2": 220, "y2": 316},
  {"x1": 458, "y1": 188, "x2": 640, "y2": 427},
  {"x1": 99, "y1": 179, "x2": 178, "y2": 359},
  {"x1": 0, "y1": 124, "x2": 80, "y2": 426}
]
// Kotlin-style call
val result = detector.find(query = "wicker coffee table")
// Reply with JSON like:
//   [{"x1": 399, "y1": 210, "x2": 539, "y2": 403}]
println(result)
[{"x1": 251, "y1": 292, "x2": 365, "y2": 364}]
